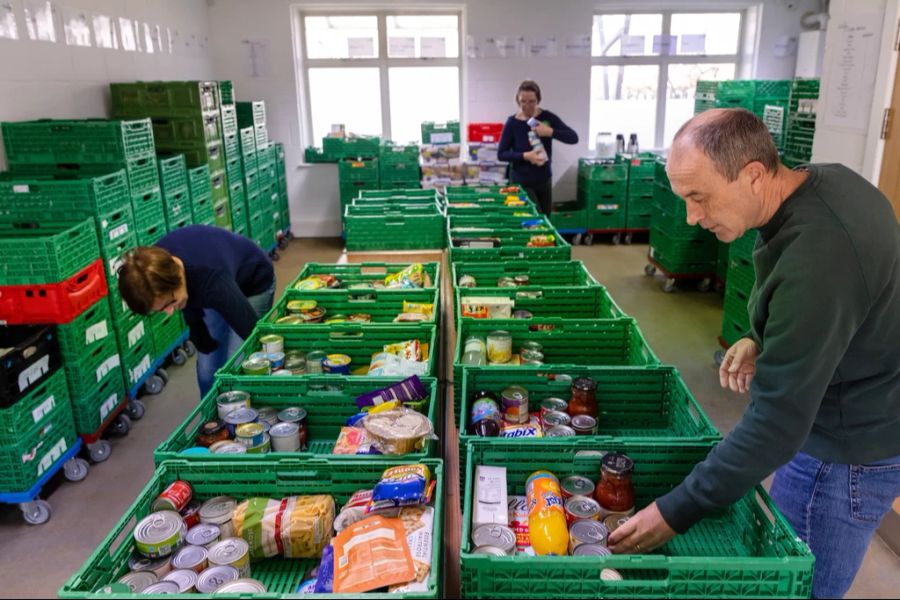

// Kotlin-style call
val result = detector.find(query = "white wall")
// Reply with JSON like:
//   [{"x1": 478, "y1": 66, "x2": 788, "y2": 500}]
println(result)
[
  {"x1": 208, "y1": 0, "x2": 818, "y2": 236},
  {"x1": 0, "y1": 0, "x2": 214, "y2": 166}
]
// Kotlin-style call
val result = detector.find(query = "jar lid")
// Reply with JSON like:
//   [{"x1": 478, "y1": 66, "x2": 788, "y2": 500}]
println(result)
[
  {"x1": 200, "y1": 420, "x2": 225, "y2": 436},
  {"x1": 601, "y1": 452, "x2": 634, "y2": 476},
  {"x1": 488, "y1": 330, "x2": 511, "y2": 338},
  {"x1": 572, "y1": 377, "x2": 597, "y2": 392}
]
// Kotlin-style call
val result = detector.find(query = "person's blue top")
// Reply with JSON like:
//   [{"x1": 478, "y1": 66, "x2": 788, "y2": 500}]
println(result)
[
  {"x1": 156, "y1": 225, "x2": 274, "y2": 351},
  {"x1": 497, "y1": 109, "x2": 579, "y2": 185}
]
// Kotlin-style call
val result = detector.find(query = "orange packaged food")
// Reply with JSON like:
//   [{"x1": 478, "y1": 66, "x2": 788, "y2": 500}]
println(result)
[{"x1": 332, "y1": 515, "x2": 415, "y2": 593}]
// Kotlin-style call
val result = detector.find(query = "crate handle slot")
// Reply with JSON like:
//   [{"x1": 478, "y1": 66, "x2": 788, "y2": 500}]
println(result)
[
  {"x1": 278, "y1": 469, "x2": 322, "y2": 482},
  {"x1": 329, "y1": 330, "x2": 364, "y2": 340},
  {"x1": 67, "y1": 268, "x2": 103, "y2": 300},
  {"x1": 180, "y1": 412, "x2": 204, "y2": 441}
]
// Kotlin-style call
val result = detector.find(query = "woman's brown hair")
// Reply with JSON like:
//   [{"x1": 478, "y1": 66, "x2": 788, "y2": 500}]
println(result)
[
  {"x1": 516, "y1": 80, "x2": 542, "y2": 103},
  {"x1": 117, "y1": 246, "x2": 182, "y2": 315}
]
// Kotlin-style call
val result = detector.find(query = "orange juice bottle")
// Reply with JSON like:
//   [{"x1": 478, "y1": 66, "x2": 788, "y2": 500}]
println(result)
[{"x1": 525, "y1": 470, "x2": 569, "y2": 555}]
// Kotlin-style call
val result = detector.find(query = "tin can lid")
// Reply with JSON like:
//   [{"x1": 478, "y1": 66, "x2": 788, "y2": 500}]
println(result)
[
  {"x1": 305, "y1": 350, "x2": 327, "y2": 360},
  {"x1": 186, "y1": 524, "x2": 221, "y2": 546},
  {"x1": 500, "y1": 385, "x2": 528, "y2": 400},
  {"x1": 207, "y1": 441, "x2": 231, "y2": 453},
  {"x1": 259, "y1": 334, "x2": 283, "y2": 344},
  {"x1": 325, "y1": 353, "x2": 352, "y2": 366},
  {"x1": 601, "y1": 568, "x2": 624, "y2": 581},
  {"x1": 140, "y1": 581, "x2": 181, "y2": 594},
  {"x1": 128, "y1": 554, "x2": 171, "y2": 573},
  {"x1": 135, "y1": 511, "x2": 184, "y2": 545},
  {"x1": 199, "y1": 496, "x2": 237, "y2": 522},
  {"x1": 570, "y1": 518, "x2": 609, "y2": 544},
  {"x1": 471, "y1": 545, "x2": 508, "y2": 556},
  {"x1": 287, "y1": 300, "x2": 316, "y2": 312},
  {"x1": 566, "y1": 496, "x2": 602, "y2": 518},
  {"x1": 235, "y1": 422, "x2": 265, "y2": 438},
  {"x1": 118, "y1": 571, "x2": 158, "y2": 593},
  {"x1": 196, "y1": 566, "x2": 239, "y2": 593},
  {"x1": 521, "y1": 341, "x2": 544, "y2": 352},
  {"x1": 216, "y1": 391, "x2": 250, "y2": 406},
  {"x1": 572, "y1": 376, "x2": 597, "y2": 392},
  {"x1": 275, "y1": 315, "x2": 303, "y2": 325},
  {"x1": 285, "y1": 350, "x2": 306, "y2": 361},
  {"x1": 488, "y1": 330, "x2": 511, "y2": 338},
  {"x1": 162, "y1": 569, "x2": 198, "y2": 592},
  {"x1": 214, "y1": 579, "x2": 267, "y2": 593},
  {"x1": 546, "y1": 425, "x2": 576, "y2": 437},
  {"x1": 172, "y1": 544, "x2": 208, "y2": 569},
  {"x1": 541, "y1": 397, "x2": 568, "y2": 410},
  {"x1": 278, "y1": 407, "x2": 307, "y2": 422},
  {"x1": 270, "y1": 422, "x2": 300, "y2": 437},
  {"x1": 561, "y1": 475, "x2": 595, "y2": 496},
  {"x1": 256, "y1": 407, "x2": 279, "y2": 422},
  {"x1": 213, "y1": 443, "x2": 247, "y2": 455},
  {"x1": 209, "y1": 537, "x2": 249, "y2": 564},
  {"x1": 543, "y1": 410, "x2": 570, "y2": 426},
  {"x1": 472, "y1": 524, "x2": 516, "y2": 553},
  {"x1": 571, "y1": 415, "x2": 597, "y2": 430},
  {"x1": 199, "y1": 420, "x2": 226, "y2": 436},
  {"x1": 224, "y1": 407, "x2": 258, "y2": 425},
  {"x1": 241, "y1": 357, "x2": 270, "y2": 370},
  {"x1": 573, "y1": 543, "x2": 612, "y2": 557}
]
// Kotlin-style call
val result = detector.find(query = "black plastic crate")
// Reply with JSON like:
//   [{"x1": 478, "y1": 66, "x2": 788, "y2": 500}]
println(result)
[{"x1": 1, "y1": 325, "x2": 61, "y2": 408}]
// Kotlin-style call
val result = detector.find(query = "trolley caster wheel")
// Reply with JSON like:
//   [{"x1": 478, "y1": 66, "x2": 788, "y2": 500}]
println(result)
[
  {"x1": 156, "y1": 368, "x2": 170, "y2": 384},
  {"x1": 662, "y1": 278, "x2": 677, "y2": 293},
  {"x1": 572, "y1": 233, "x2": 583, "y2": 246},
  {"x1": 611, "y1": 233, "x2": 622, "y2": 245},
  {"x1": 714, "y1": 350, "x2": 726, "y2": 366},
  {"x1": 108, "y1": 414, "x2": 131, "y2": 437},
  {"x1": 88, "y1": 440, "x2": 112, "y2": 463},
  {"x1": 21, "y1": 500, "x2": 52, "y2": 525},
  {"x1": 624, "y1": 233, "x2": 633, "y2": 245},
  {"x1": 171, "y1": 348, "x2": 188, "y2": 366},
  {"x1": 583, "y1": 234, "x2": 594, "y2": 246},
  {"x1": 64, "y1": 458, "x2": 90, "y2": 482},
  {"x1": 697, "y1": 278, "x2": 712, "y2": 293},
  {"x1": 183, "y1": 340, "x2": 197, "y2": 357},
  {"x1": 271, "y1": 252, "x2": 281, "y2": 262},
  {"x1": 125, "y1": 399, "x2": 145, "y2": 421},
  {"x1": 278, "y1": 237, "x2": 289, "y2": 250},
  {"x1": 144, "y1": 374, "x2": 165, "y2": 396},
  {"x1": 644, "y1": 264, "x2": 657, "y2": 277}
]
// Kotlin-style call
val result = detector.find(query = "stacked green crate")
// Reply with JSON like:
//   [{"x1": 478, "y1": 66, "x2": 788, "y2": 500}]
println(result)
[
  {"x1": 715, "y1": 80, "x2": 791, "y2": 152},
  {"x1": 322, "y1": 135, "x2": 381, "y2": 159},
  {"x1": 784, "y1": 78, "x2": 820, "y2": 165},
  {"x1": 721, "y1": 230, "x2": 758, "y2": 346},
  {"x1": 623, "y1": 151, "x2": 658, "y2": 231},
  {"x1": 549, "y1": 200, "x2": 587, "y2": 231},
  {"x1": 221, "y1": 103, "x2": 248, "y2": 237},
  {"x1": 274, "y1": 142, "x2": 290, "y2": 236},
  {"x1": 339, "y1": 156, "x2": 380, "y2": 225},
  {"x1": 210, "y1": 169, "x2": 231, "y2": 230},
  {"x1": 694, "y1": 79, "x2": 718, "y2": 114},
  {"x1": 218, "y1": 80, "x2": 234, "y2": 105},
  {"x1": 187, "y1": 164, "x2": 215, "y2": 226},
  {"x1": 578, "y1": 158, "x2": 628, "y2": 232},
  {"x1": 650, "y1": 158, "x2": 717, "y2": 275},
  {"x1": 379, "y1": 141, "x2": 421, "y2": 187},
  {"x1": 157, "y1": 154, "x2": 192, "y2": 230},
  {"x1": 236, "y1": 101, "x2": 267, "y2": 149}
]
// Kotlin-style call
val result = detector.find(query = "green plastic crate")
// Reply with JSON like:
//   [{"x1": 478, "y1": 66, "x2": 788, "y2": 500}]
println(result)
[
  {"x1": 578, "y1": 158, "x2": 629, "y2": 182},
  {"x1": 456, "y1": 285, "x2": 623, "y2": 322},
  {"x1": 0, "y1": 218, "x2": 99, "y2": 285},
  {"x1": 587, "y1": 197, "x2": 626, "y2": 231},
  {"x1": 625, "y1": 207, "x2": 652, "y2": 230},
  {"x1": 151, "y1": 113, "x2": 221, "y2": 146},
  {"x1": 220, "y1": 103, "x2": 237, "y2": 135},
  {"x1": 220, "y1": 323, "x2": 439, "y2": 380},
  {"x1": 304, "y1": 146, "x2": 338, "y2": 163},
  {"x1": 447, "y1": 202, "x2": 537, "y2": 218},
  {"x1": 172, "y1": 141, "x2": 225, "y2": 172},
  {"x1": 219, "y1": 80, "x2": 233, "y2": 105},
  {"x1": 447, "y1": 227, "x2": 571, "y2": 263},
  {"x1": 0, "y1": 171, "x2": 130, "y2": 219},
  {"x1": 254, "y1": 124, "x2": 268, "y2": 149},
  {"x1": 323, "y1": 135, "x2": 382, "y2": 159},
  {"x1": 239, "y1": 127, "x2": 257, "y2": 159},
  {"x1": 131, "y1": 187, "x2": 166, "y2": 229},
  {"x1": 340, "y1": 180, "x2": 381, "y2": 209},
  {"x1": 0, "y1": 392, "x2": 77, "y2": 493},
  {"x1": 359, "y1": 189, "x2": 439, "y2": 201},
  {"x1": 578, "y1": 177, "x2": 629, "y2": 200},
  {"x1": 291, "y1": 262, "x2": 441, "y2": 291},
  {"x1": 249, "y1": 211, "x2": 276, "y2": 250},
  {"x1": 188, "y1": 164, "x2": 211, "y2": 196},
  {"x1": 213, "y1": 200, "x2": 233, "y2": 230},
  {"x1": 137, "y1": 218, "x2": 167, "y2": 246},
  {"x1": 379, "y1": 141, "x2": 420, "y2": 164},
  {"x1": 113, "y1": 310, "x2": 151, "y2": 354},
  {"x1": 654, "y1": 158, "x2": 671, "y2": 189},
  {"x1": 56, "y1": 297, "x2": 113, "y2": 359},
  {"x1": 649, "y1": 228, "x2": 718, "y2": 275},
  {"x1": 222, "y1": 131, "x2": 239, "y2": 162},
  {"x1": 266, "y1": 288, "x2": 438, "y2": 325},
  {"x1": 451, "y1": 260, "x2": 598, "y2": 288},
  {"x1": 724, "y1": 284, "x2": 752, "y2": 327},
  {"x1": 345, "y1": 206, "x2": 445, "y2": 251},
  {"x1": 339, "y1": 157, "x2": 380, "y2": 183},
  {"x1": 244, "y1": 168, "x2": 261, "y2": 198},
  {"x1": 2, "y1": 119, "x2": 155, "y2": 165},
  {"x1": 651, "y1": 204, "x2": 715, "y2": 242},
  {"x1": 70, "y1": 366, "x2": 126, "y2": 437},
  {"x1": 59, "y1": 457, "x2": 445, "y2": 599},
  {"x1": 110, "y1": 81, "x2": 220, "y2": 117},
  {"x1": 730, "y1": 230, "x2": 758, "y2": 260},
  {"x1": 448, "y1": 214, "x2": 550, "y2": 230},
  {"x1": 61, "y1": 332, "x2": 122, "y2": 400},
  {"x1": 236, "y1": 100, "x2": 266, "y2": 128},
  {"x1": 162, "y1": 188, "x2": 191, "y2": 228},
  {"x1": 192, "y1": 190, "x2": 216, "y2": 225},
  {"x1": 421, "y1": 120, "x2": 460, "y2": 144},
  {"x1": 459, "y1": 439, "x2": 813, "y2": 599},
  {"x1": 226, "y1": 155, "x2": 243, "y2": 185},
  {"x1": 210, "y1": 170, "x2": 228, "y2": 204},
  {"x1": 721, "y1": 313, "x2": 750, "y2": 347},
  {"x1": 157, "y1": 154, "x2": 188, "y2": 195},
  {"x1": 155, "y1": 376, "x2": 439, "y2": 463},
  {"x1": 121, "y1": 337, "x2": 155, "y2": 389},
  {"x1": 149, "y1": 311, "x2": 186, "y2": 357},
  {"x1": 380, "y1": 163, "x2": 421, "y2": 182},
  {"x1": 0, "y1": 367, "x2": 69, "y2": 450}
]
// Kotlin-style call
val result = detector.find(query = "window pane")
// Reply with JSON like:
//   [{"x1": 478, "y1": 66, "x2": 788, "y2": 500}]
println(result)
[
  {"x1": 592, "y1": 14, "x2": 662, "y2": 57},
  {"x1": 589, "y1": 65, "x2": 658, "y2": 149},
  {"x1": 308, "y1": 68, "x2": 382, "y2": 144},
  {"x1": 387, "y1": 15, "x2": 459, "y2": 58},
  {"x1": 305, "y1": 16, "x2": 378, "y2": 59},
  {"x1": 671, "y1": 13, "x2": 741, "y2": 55},
  {"x1": 663, "y1": 63, "x2": 736, "y2": 146},
  {"x1": 389, "y1": 67, "x2": 459, "y2": 144}
]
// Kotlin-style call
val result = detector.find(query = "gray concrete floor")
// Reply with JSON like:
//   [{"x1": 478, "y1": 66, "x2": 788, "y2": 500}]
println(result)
[{"x1": 0, "y1": 237, "x2": 897, "y2": 598}]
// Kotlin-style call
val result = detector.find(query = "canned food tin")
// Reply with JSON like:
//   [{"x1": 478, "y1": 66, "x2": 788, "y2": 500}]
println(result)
[
  {"x1": 208, "y1": 538, "x2": 251, "y2": 578},
  {"x1": 224, "y1": 408, "x2": 259, "y2": 437},
  {"x1": 305, "y1": 350, "x2": 326, "y2": 374},
  {"x1": 272, "y1": 369, "x2": 293, "y2": 376},
  {"x1": 118, "y1": 571, "x2": 158, "y2": 593},
  {"x1": 140, "y1": 581, "x2": 180, "y2": 594},
  {"x1": 264, "y1": 352, "x2": 284, "y2": 370},
  {"x1": 241, "y1": 357, "x2": 270, "y2": 376},
  {"x1": 348, "y1": 313, "x2": 372, "y2": 323},
  {"x1": 560, "y1": 475, "x2": 596, "y2": 500},
  {"x1": 323, "y1": 353, "x2": 352, "y2": 374},
  {"x1": 245, "y1": 433, "x2": 271, "y2": 454},
  {"x1": 270, "y1": 422, "x2": 301, "y2": 452},
  {"x1": 540, "y1": 397, "x2": 568, "y2": 419},
  {"x1": 520, "y1": 350, "x2": 543, "y2": 366},
  {"x1": 286, "y1": 300, "x2": 316, "y2": 314},
  {"x1": 458, "y1": 274, "x2": 477, "y2": 288},
  {"x1": 212, "y1": 442, "x2": 247, "y2": 455},
  {"x1": 546, "y1": 425, "x2": 576, "y2": 437},
  {"x1": 520, "y1": 341, "x2": 543, "y2": 354},
  {"x1": 571, "y1": 414, "x2": 598, "y2": 435},
  {"x1": 180, "y1": 501, "x2": 202, "y2": 530},
  {"x1": 472, "y1": 545, "x2": 509, "y2": 556},
  {"x1": 568, "y1": 519, "x2": 608, "y2": 554},
  {"x1": 528, "y1": 322, "x2": 555, "y2": 331},
  {"x1": 197, "y1": 420, "x2": 229, "y2": 447},
  {"x1": 152, "y1": 480, "x2": 193, "y2": 513},
  {"x1": 298, "y1": 306, "x2": 327, "y2": 322},
  {"x1": 325, "y1": 314, "x2": 349, "y2": 324},
  {"x1": 284, "y1": 355, "x2": 307, "y2": 374},
  {"x1": 128, "y1": 554, "x2": 172, "y2": 578},
  {"x1": 565, "y1": 496, "x2": 602, "y2": 526},
  {"x1": 500, "y1": 385, "x2": 529, "y2": 424},
  {"x1": 186, "y1": 524, "x2": 221, "y2": 548},
  {"x1": 471, "y1": 524, "x2": 516, "y2": 555},
  {"x1": 487, "y1": 331, "x2": 513, "y2": 363},
  {"x1": 235, "y1": 422, "x2": 266, "y2": 447},
  {"x1": 496, "y1": 277, "x2": 517, "y2": 287},
  {"x1": 196, "y1": 565, "x2": 240, "y2": 593},
  {"x1": 162, "y1": 569, "x2": 198, "y2": 593},
  {"x1": 514, "y1": 275, "x2": 530, "y2": 285},
  {"x1": 601, "y1": 568, "x2": 624, "y2": 581},
  {"x1": 259, "y1": 334, "x2": 284, "y2": 354},
  {"x1": 256, "y1": 407, "x2": 279, "y2": 427},
  {"x1": 215, "y1": 579, "x2": 267, "y2": 593},
  {"x1": 542, "y1": 410, "x2": 571, "y2": 429},
  {"x1": 275, "y1": 315, "x2": 303, "y2": 325},
  {"x1": 603, "y1": 513, "x2": 631, "y2": 534},
  {"x1": 134, "y1": 511, "x2": 185, "y2": 558},
  {"x1": 512, "y1": 310, "x2": 533, "y2": 320},
  {"x1": 573, "y1": 543, "x2": 612, "y2": 557},
  {"x1": 199, "y1": 497, "x2": 237, "y2": 539},
  {"x1": 278, "y1": 406, "x2": 307, "y2": 424},
  {"x1": 216, "y1": 391, "x2": 251, "y2": 420}
]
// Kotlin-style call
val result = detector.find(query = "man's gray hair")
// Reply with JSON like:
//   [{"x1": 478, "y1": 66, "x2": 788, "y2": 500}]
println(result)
[{"x1": 674, "y1": 108, "x2": 780, "y2": 181}]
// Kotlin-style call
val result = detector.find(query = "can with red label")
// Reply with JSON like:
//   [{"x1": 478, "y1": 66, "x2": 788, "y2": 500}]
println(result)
[
  {"x1": 564, "y1": 495, "x2": 602, "y2": 526},
  {"x1": 153, "y1": 481, "x2": 193, "y2": 513},
  {"x1": 560, "y1": 475, "x2": 596, "y2": 500},
  {"x1": 180, "y1": 500, "x2": 202, "y2": 529}
]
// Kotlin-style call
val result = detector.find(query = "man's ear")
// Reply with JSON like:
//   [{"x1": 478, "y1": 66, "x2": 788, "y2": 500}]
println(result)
[{"x1": 742, "y1": 160, "x2": 767, "y2": 194}]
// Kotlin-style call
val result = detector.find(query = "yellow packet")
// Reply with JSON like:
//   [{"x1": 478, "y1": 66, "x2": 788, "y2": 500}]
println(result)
[
  {"x1": 402, "y1": 301, "x2": 434, "y2": 318},
  {"x1": 367, "y1": 400, "x2": 402, "y2": 414}
]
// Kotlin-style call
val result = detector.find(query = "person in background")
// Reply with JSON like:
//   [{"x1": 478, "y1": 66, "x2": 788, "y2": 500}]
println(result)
[
  {"x1": 118, "y1": 225, "x2": 276, "y2": 397},
  {"x1": 606, "y1": 108, "x2": 900, "y2": 599},
  {"x1": 498, "y1": 79, "x2": 579, "y2": 215}
]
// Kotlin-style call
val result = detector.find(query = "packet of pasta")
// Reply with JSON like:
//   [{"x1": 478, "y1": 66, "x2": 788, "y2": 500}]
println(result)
[
  {"x1": 332, "y1": 516, "x2": 415, "y2": 593},
  {"x1": 232, "y1": 495, "x2": 335, "y2": 560}
]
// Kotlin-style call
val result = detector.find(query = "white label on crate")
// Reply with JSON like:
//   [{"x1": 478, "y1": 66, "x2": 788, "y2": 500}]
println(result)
[
  {"x1": 108, "y1": 223, "x2": 129, "y2": 241},
  {"x1": 97, "y1": 354, "x2": 121, "y2": 382},
  {"x1": 86, "y1": 320, "x2": 110, "y2": 344},
  {"x1": 128, "y1": 321, "x2": 146, "y2": 347},
  {"x1": 109, "y1": 256, "x2": 125, "y2": 279},
  {"x1": 32, "y1": 395, "x2": 56, "y2": 424},
  {"x1": 430, "y1": 132, "x2": 454, "y2": 144},
  {"x1": 596, "y1": 204, "x2": 620, "y2": 211},
  {"x1": 99, "y1": 392, "x2": 119, "y2": 421},
  {"x1": 36, "y1": 438, "x2": 68, "y2": 476},
  {"x1": 13, "y1": 184, "x2": 29, "y2": 193},
  {"x1": 131, "y1": 355, "x2": 152, "y2": 384},
  {"x1": 18, "y1": 356, "x2": 50, "y2": 393}
]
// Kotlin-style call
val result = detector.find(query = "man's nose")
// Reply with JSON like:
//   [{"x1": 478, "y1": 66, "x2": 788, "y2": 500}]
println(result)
[{"x1": 685, "y1": 201, "x2": 703, "y2": 226}]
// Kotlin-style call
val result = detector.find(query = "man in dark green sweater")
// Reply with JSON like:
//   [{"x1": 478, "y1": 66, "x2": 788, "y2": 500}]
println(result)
[{"x1": 608, "y1": 108, "x2": 900, "y2": 598}]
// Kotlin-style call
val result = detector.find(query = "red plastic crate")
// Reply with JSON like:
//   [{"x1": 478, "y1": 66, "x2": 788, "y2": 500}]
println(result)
[
  {"x1": 0, "y1": 260, "x2": 108, "y2": 325},
  {"x1": 468, "y1": 122, "x2": 504, "y2": 143}
]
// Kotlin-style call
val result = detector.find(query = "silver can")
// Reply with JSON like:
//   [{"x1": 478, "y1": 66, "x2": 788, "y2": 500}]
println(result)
[
  {"x1": 471, "y1": 524, "x2": 516, "y2": 555},
  {"x1": 571, "y1": 414, "x2": 598, "y2": 435},
  {"x1": 214, "y1": 578, "x2": 267, "y2": 594},
  {"x1": 269, "y1": 422, "x2": 301, "y2": 452},
  {"x1": 546, "y1": 425, "x2": 577, "y2": 437},
  {"x1": 171, "y1": 544, "x2": 208, "y2": 573},
  {"x1": 117, "y1": 571, "x2": 158, "y2": 593},
  {"x1": 140, "y1": 581, "x2": 180, "y2": 594},
  {"x1": 277, "y1": 406, "x2": 306, "y2": 424},
  {"x1": 196, "y1": 565, "x2": 240, "y2": 593},
  {"x1": 162, "y1": 569, "x2": 198, "y2": 593},
  {"x1": 542, "y1": 410, "x2": 571, "y2": 429},
  {"x1": 472, "y1": 545, "x2": 508, "y2": 556},
  {"x1": 199, "y1": 496, "x2": 237, "y2": 539},
  {"x1": 216, "y1": 391, "x2": 250, "y2": 420},
  {"x1": 573, "y1": 543, "x2": 612, "y2": 557},
  {"x1": 256, "y1": 407, "x2": 279, "y2": 427},
  {"x1": 128, "y1": 554, "x2": 172, "y2": 578},
  {"x1": 569, "y1": 519, "x2": 609, "y2": 553},
  {"x1": 186, "y1": 524, "x2": 221, "y2": 548},
  {"x1": 223, "y1": 407, "x2": 259, "y2": 437},
  {"x1": 212, "y1": 442, "x2": 247, "y2": 455},
  {"x1": 208, "y1": 538, "x2": 251, "y2": 578},
  {"x1": 133, "y1": 511, "x2": 185, "y2": 558}
]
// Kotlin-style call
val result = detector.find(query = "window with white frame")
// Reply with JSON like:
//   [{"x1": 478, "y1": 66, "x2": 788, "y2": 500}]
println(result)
[
  {"x1": 298, "y1": 12, "x2": 462, "y2": 148},
  {"x1": 589, "y1": 11, "x2": 743, "y2": 150}
]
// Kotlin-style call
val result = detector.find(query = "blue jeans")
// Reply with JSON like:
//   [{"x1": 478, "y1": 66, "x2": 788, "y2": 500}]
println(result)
[
  {"x1": 196, "y1": 282, "x2": 276, "y2": 397},
  {"x1": 770, "y1": 452, "x2": 900, "y2": 599}
]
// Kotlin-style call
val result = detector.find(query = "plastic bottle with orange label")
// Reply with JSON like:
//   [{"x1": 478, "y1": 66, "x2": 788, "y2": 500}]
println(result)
[{"x1": 525, "y1": 470, "x2": 569, "y2": 555}]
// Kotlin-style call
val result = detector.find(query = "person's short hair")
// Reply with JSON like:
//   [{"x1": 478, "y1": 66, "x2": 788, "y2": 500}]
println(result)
[
  {"x1": 674, "y1": 108, "x2": 780, "y2": 181},
  {"x1": 516, "y1": 80, "x2": 542, "y2": 103},
  {"x1": 117, "y1": 246, "x2": 182, "y2": 315}
]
